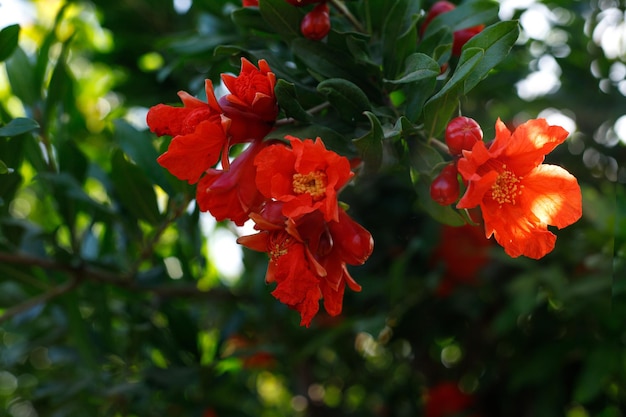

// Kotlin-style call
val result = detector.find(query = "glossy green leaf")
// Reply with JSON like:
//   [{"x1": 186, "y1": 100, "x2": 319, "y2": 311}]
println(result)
[
  {"x1": 423, "y1": 47, "x2": 483, "y2": 137},
  {"x1": 259, "y1": 0, "x2": 302, "y2": 38},
  {"x1": 317, "y1": 78, "x2": 371, "y2": 122},
  {"x1": 409, "y1": 140, "x2": 444, "y2": 175},
  {"x1": 110, "y1": 149, "x2": 162, "y2": 225},
  {"x1": 0, "y1": 118, "x2": 40, "y2": 137},
  {"x1": 5, "y1": 47, "x2": 38, "y2": 106},
  {"x1": 422, "y1": 0, "x2": 499, "y2": 37},
  {"x1": 385, "y1": 53, "x2": 440, "y2": 85},
  {"x1": 382, "y1": 0, "x2": 421, "y2": 79},
  {"x1": 462, "y1": 20, "x2": 520, "y2": 93},
  {"x1": 0, "y1": 24, "x2": 20, "y2": 62},
  {"x1": 274, "y1": 79, "x2": 311, "y2": 122},
  {"x1": 353, "y1": 112, "x2": 384, "y2": 174},
  {"x1": 231, "y1": 7, "x2": 272, "y2": 32}
]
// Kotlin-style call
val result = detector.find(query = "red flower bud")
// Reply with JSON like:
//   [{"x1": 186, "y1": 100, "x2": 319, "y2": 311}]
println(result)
[
  {"x1": 445, "y1": 116, "x2": 483, "y2": 156},
  {"x1": 430, "y1": 164, "x2": 460, "y2": 206},
  {"x1": 420, "y1": 1, "x2": 455, "y2": 36},
  {"x1": 300, "y1": 3, "x2": 331, "y2": 41},
  {"x1": 452, "y1": 24, "x2": 484, "y2": 56}
]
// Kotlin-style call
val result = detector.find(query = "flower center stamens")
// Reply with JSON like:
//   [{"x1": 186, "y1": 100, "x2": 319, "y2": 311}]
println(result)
[
  {"x1": 269, "y1": 232, "x2": 291, "y2": 261},
  {"x1": 491, "y1": 166, "x2": 522, "y2": 206},
  {"x1": 292, "y1": 171, "x2": 327, "y2": 200}
]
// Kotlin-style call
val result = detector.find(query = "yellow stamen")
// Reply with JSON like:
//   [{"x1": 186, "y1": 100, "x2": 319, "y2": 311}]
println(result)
[
  {"x1": 269, "y1": 233, "x2": 290, "y2": 261},
  {"x1": 491, "y1": 168, "x2": 522, "y2": 207},
  {"x1": 292, "y1": 171, "x2": 327, "y2": 200}
]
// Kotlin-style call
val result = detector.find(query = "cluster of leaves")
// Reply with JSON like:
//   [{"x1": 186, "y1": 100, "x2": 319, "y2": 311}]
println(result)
[{"x1": 0, "y1": 0, "x2": 624, "y2": 416}]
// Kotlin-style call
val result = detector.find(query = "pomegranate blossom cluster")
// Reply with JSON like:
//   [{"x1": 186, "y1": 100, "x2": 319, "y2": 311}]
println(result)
[{"x1": 146, "y1": 58, "x2": 373, "y2": 327}]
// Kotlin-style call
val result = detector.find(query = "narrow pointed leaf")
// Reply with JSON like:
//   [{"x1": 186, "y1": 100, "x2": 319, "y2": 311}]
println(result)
[
  {"x1": 0, "y1": 24, "x2": 20, "y2": 62},
  {"x1": 0, "y1": 118, "x2": 40, "y2": 137}
]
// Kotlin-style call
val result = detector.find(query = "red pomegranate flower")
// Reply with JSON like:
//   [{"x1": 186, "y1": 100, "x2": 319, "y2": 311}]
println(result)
[
  {"x1": 432, "y1": 221, "x2": 492, "y2": 296},
  {"x1": 237, "y1": 202, "x2": 373, "y2": 327},
  {"x1": 254, "y1": 136, "x2": 354, "y2": 222},
  {"x1": 196, "y1": 141, "x2": 268, "y2": 226},
  {"x1": 219, "y1": 58, "x2": 278, "y2": 143},
  {"x1": 425, "y1": 382, "x2": 475, "y2": 417},
  {"x1": 146, "y1": 79, "x2": 229, "y2": 184},
  {"x1": 456, "y1": 118, "x2": 582, "y2": 259}
]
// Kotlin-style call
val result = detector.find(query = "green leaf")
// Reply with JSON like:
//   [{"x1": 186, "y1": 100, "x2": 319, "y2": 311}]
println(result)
[
  {"x1": 58, "y1": 141, "x2": 88, "y2": 184},
  {"x1": 417, "y1": 26, "x2": 453, "y2": 65},
  {"x1": 0, "y1": 159, "x2": 9, "y2": 174},
  {"x1": 385, "y1": 53, "x2": 440, "y2": 85},
  {"x1": 274, "y1": 79, "x2": 311, "y2": 122},
  {"x1": 110, "y1": 149, "x2": 162, "y2": 225},
  {"x1": 423, "y1": 47, "x2": 483, "y2": 137},
  {"x1": 382, "y1": 0, "x2": 421, "y2": 79},
  {"x1": 267, "y1": 123, "x2": 355, "y2": 156},
  {"x1": 259, "y1": 0, "x2": 302, "y2": 38},
  {"x1": 0, "y1": 24, "x2": 20, "y2": 62},
  {"x1": 114, "y1": 120, "x2": 173, "y2": 195},
  {"x1": 43, "y1": 38, "x2": 74, "y2": 131},
  {"x1": 410, "y1": 140, "x2": 444, "y2": 175},
  {"x1": 353, "y1": 112, "x2": 384, "y2": 174},
  {"x1": 317, "y1": 78, "x2": 371, "y2": 122},
  {"x1": 462, "y1": 20, "x2": 520, "y2": 93},
  {"x1": 292, "y1": 38, "x2": 352, "y2": 80},
  {"x1": 573, "y1": 346, "x2": 618, "y2": 404},
  {"x1": 0, "y1": 118, "x2": 40, "y2": 137},
  {"x1": 422, "y1": 0, "x2": 499, "y2": 37},
  {"x1": 231, "y1": 7, "x2": 272, "y2": 32},
  {"x1": 5, "y1": 47, "x2": 38, "y2": 106}
]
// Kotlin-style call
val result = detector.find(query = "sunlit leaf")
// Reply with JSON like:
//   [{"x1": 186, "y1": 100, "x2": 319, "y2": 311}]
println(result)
[
  {"x1": 462, "y1": 20, "x2": 520, "y2": 93},
  {"x1": 5, "y1": 47, "x2": 38, "y2": 106},
  {"x1": 0, "y1": 24, "x2": 20, "y2": 62}
]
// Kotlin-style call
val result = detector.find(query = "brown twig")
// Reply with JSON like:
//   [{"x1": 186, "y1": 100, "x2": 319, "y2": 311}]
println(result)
[{"x1": 0, "y1": 250, "x2": 239, "y2": 324}]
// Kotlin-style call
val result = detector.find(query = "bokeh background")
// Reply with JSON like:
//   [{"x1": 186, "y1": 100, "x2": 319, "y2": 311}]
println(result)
[{"x1": 0, "y1": 0, "x2": 625, "y2": 416}]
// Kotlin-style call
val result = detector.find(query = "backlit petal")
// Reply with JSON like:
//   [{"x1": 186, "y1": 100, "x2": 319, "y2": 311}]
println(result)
[{"x1": 520, "y1": 164, "x2": 582, "y2": 229}]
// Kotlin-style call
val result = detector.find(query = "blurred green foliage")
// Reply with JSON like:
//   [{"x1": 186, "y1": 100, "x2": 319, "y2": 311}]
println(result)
[{"x1": 0, "y1": 0, "x2": 625, "y2": 416}]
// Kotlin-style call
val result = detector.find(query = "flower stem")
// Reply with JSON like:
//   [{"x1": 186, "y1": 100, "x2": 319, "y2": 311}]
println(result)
[
  {"x1": 430, "y1": 137, "x2": 450, "y2": 155},
  {"x1": 329, "y1": 0, "x2": 365, "y2": 33}
]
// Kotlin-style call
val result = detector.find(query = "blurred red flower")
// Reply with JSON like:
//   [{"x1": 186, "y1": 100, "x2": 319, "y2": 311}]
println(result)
[
  {"x1": 242, "y1": 0, "x2": 258, "y2": 6},
  {"x1": 456, "y1": 118, "x2": 582, "y2": 259},
  {"x1": 237, "y1": 201, "x2": 373, "y2": 327},
  {"x1": 425, "y1": 382, "x2": 475, "y2": 417},
  {"x1": 432, "y1": 222, "x2": 491, "y2": 296},
  {"x1": 254, "y1": 136, "x2": 354, "y2": 222}
]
